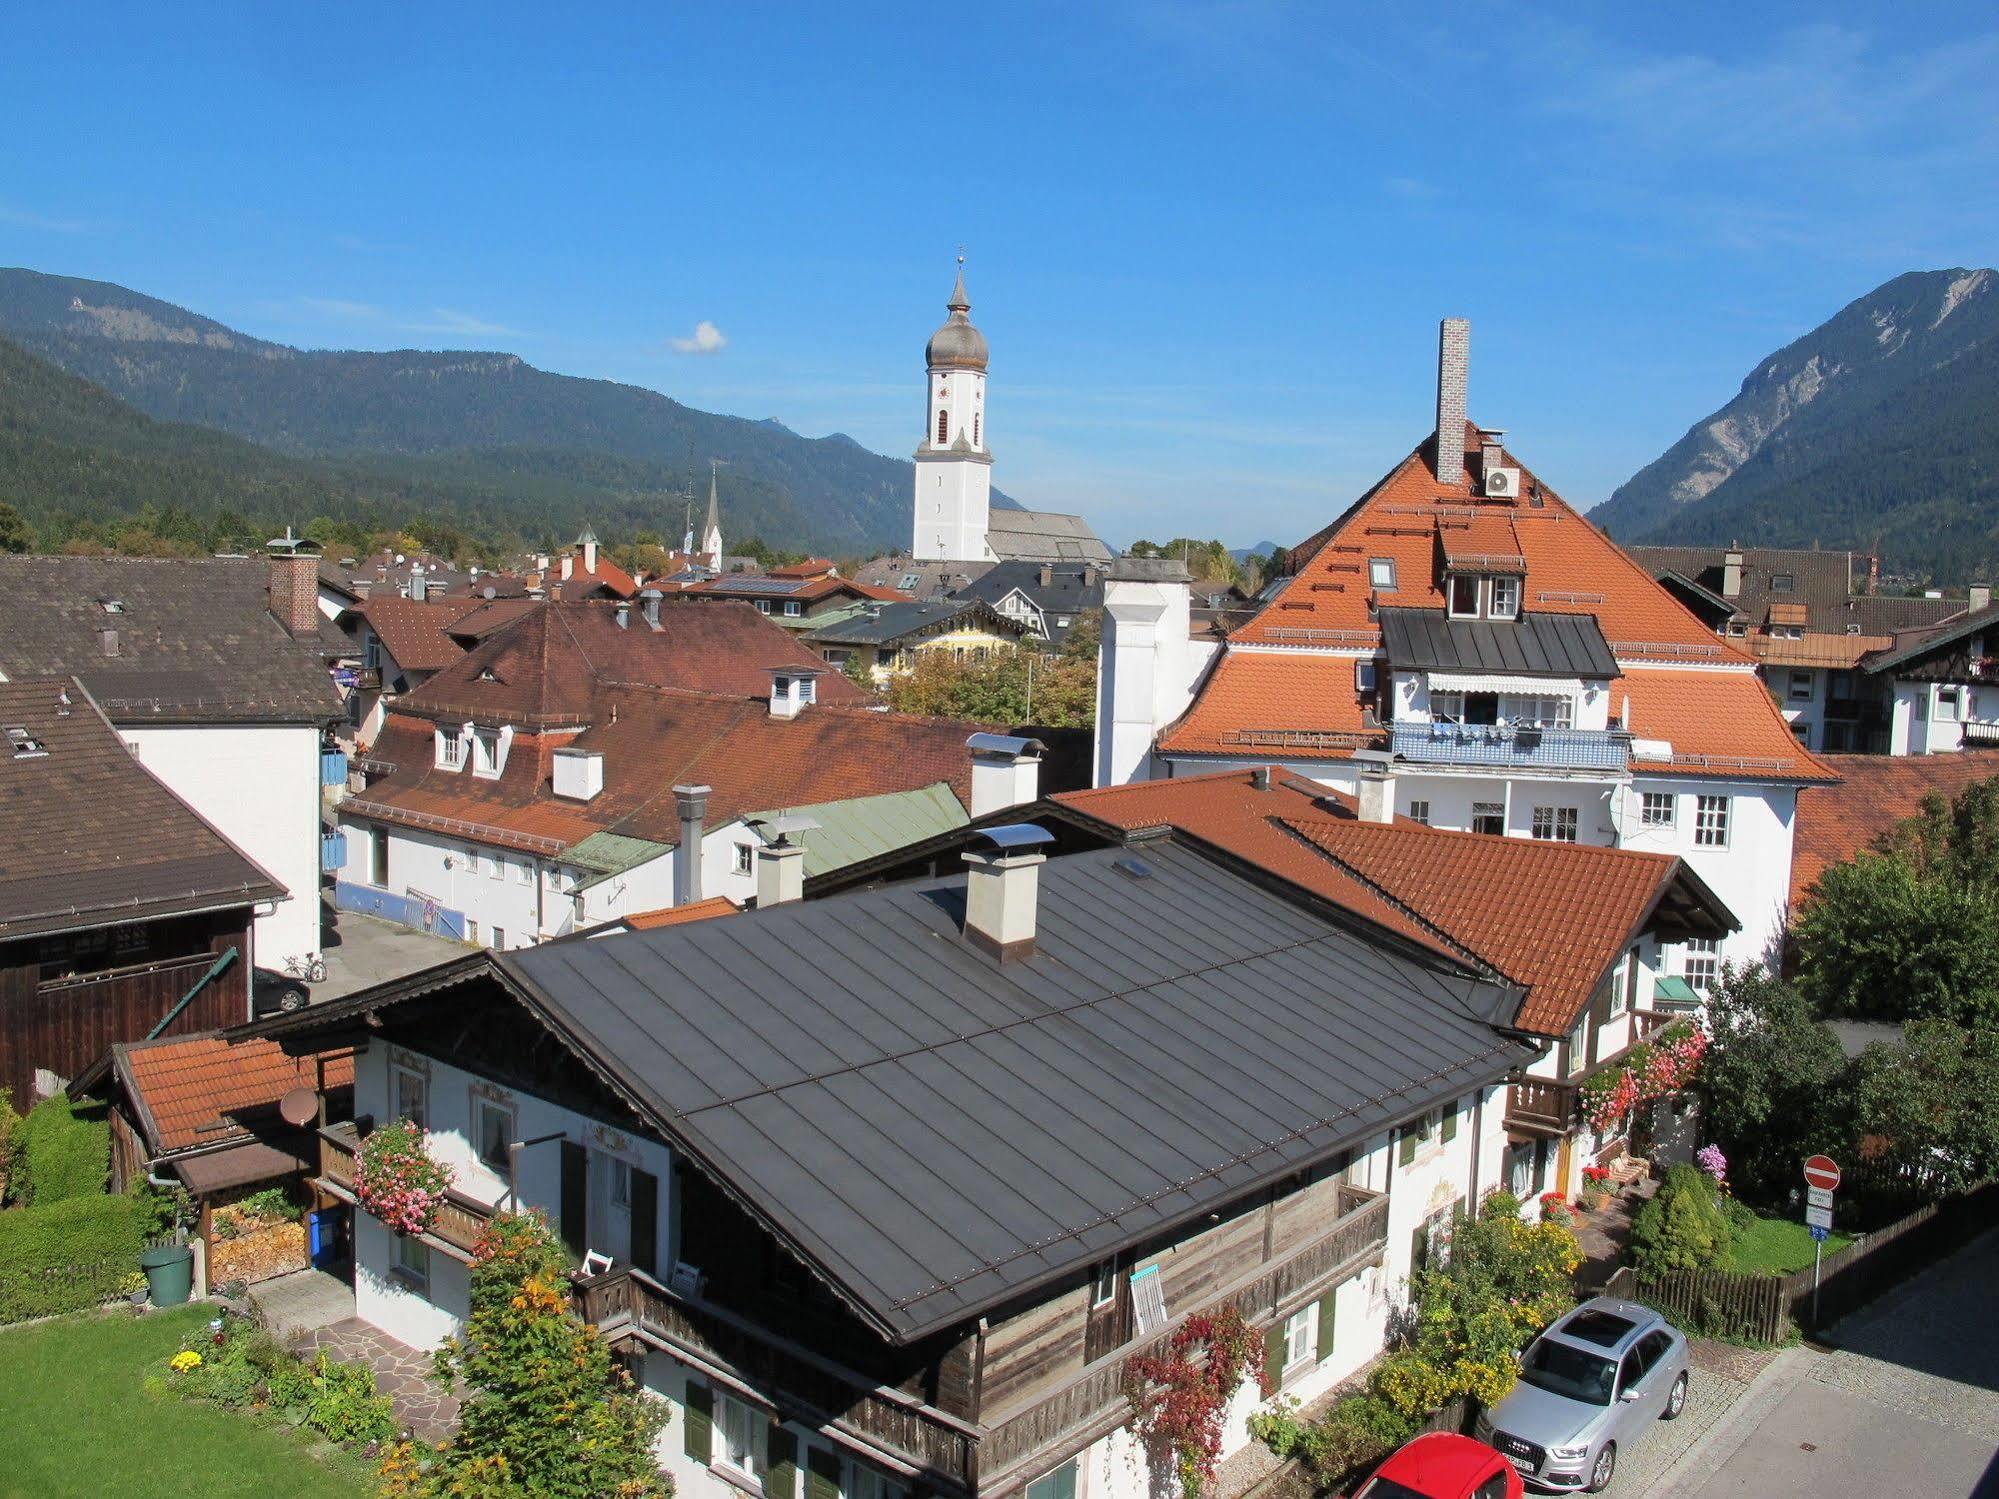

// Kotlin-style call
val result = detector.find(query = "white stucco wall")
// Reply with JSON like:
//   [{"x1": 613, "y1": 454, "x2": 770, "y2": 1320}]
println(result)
[
  {"x1": 123, "y1": 721, "x2": 320, "y2": 971},
  {"x1": 349, "y1": 1040, "x2": 678, "y2": 1352},
  {"x1": 1616, "y1": 777, "x2": 1795, "y2": 965}
]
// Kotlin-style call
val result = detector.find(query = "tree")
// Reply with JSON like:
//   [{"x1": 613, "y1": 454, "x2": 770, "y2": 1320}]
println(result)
[
  {"x1": 882, "y1": 646, "x2": 1096, "y2": 729},
  {"x1": 1694, "y1": 965, "x2": 1850, "y2": 1205},
  {"x1": 1628, "y1": 1164, "x2": 1731, "y2": 1275},
  {"x1": 1793, "y1": 851, "x2": 1999, "y2": 1025},
  {"x1": 0, "y1": 501, "x2": 32, "y2": 554},
  {"x1": 380, "y1": 1212, "x2": 669, "y2": 1499},
  {"x1": 1058, "y1": 607, "x2": 1102, "y2": 662},
  {"x1": 1847, "y1": 1020, "x2": 1999, "y2": 1195}
]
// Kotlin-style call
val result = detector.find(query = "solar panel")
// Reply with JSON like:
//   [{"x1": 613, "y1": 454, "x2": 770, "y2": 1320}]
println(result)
[{"x1": 722, "y1": 577, "x2": 809, "y2": 595}]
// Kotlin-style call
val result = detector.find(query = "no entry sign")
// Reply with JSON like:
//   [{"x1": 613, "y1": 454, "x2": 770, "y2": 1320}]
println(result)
[{"x1": 1804, "y1": 1155, "x2": 1842, "y2": 1192}]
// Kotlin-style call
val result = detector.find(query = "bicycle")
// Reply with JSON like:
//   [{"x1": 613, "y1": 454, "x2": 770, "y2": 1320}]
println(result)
[{"x1": 282, "y1": 951, "x2": 329, "y2": 985}]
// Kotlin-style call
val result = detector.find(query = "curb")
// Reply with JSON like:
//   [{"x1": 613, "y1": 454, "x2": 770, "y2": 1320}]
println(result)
[{"x1": 1628, "y1": 1344, "x2": 1820, "y2": 1499}]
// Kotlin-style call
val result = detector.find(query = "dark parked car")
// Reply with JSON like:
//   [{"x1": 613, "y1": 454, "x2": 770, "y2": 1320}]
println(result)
[{"x1": 251, "y1": 966, "x2": 311, "y2": 1017}]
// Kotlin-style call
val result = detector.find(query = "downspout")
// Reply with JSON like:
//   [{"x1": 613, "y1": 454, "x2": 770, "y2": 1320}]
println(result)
[
  {"x1": 1468, "y1": 1091, "x2": 1485, "y2": 1208},
  {"x1": 146, "y1": 946, "x2": 239, "y2": 1041}
]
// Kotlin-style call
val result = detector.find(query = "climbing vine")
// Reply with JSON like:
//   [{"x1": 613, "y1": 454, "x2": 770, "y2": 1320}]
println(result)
[{"x1": 1123, "y1": 1307, "x2": 1265, "y2": 1499}]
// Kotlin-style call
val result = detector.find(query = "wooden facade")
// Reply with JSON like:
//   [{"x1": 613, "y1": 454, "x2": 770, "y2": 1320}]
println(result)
[{"x1": 0, "y1": 909, "x2": 250, "y2": 1105}]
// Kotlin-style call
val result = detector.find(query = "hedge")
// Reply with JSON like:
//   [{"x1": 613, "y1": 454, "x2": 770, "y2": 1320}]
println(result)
[
  {"x1": 13, "y1": 1095, "x2": 109, "y2": 1205},
  {"x1": 0, "y1": 1193, "x2": 144, "y2": 1323}
]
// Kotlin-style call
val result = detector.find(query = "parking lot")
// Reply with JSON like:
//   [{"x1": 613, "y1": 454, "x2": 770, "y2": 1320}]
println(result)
[{"x1": 315, "y1": 897, "x2": 468, "y2": 1002}]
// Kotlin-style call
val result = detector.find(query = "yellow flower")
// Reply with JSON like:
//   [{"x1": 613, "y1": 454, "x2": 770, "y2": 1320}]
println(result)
[{"x1": 169, "y1": 1350, "x2": 203, "y2": 1373}]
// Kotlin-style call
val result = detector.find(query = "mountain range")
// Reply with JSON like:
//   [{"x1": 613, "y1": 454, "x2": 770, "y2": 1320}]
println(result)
[
  {"x1": 1595, "y1": 268, "x2": 1999, "y2": 582},
  {"x1": 0, "y1": 268, "x2": 1014, "y2": 557}
]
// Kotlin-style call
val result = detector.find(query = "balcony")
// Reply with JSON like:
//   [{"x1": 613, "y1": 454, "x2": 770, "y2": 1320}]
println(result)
[
  {"x1": 577, "y1": 1185, "x2": 1390, "y2": 1496},
  {"x1": 1389, "y1": 721, "x2": 1630, "y2": 772},
  {"x1": 315, "y1": 1120, "x2": 496, "y2": 1262},
  {"x1": 1505, "y1": 1078, "x2": 1578, "y2": 1137}
]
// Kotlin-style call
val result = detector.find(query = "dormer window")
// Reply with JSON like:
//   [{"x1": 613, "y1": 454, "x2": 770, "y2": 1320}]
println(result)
[
  {"x1": 1770, "y1": 573, "x2": 1795, "y2": 593},
  {"x1": 1369, "y1": 558, "x2": 1397, "y2": 590},
  {"x1": 472, "y1": 727, "x2": 502, "y2": 778},
  {"x1": 1448, "y1": 575, "x2": 1481, "y2": 618},
  {"x1": 1488, "y1": 576, "x2": 1521, "y2": 620},
  {"x1": 437, "y1": 728, "x2": 465, "y2": 770}
]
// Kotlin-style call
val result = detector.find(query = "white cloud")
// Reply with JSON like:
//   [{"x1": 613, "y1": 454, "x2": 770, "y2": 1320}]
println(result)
[
  {"x1": 0, "y1": 203, "x2": 91, "y2": 233},
  {"x1": 300, "y1": 296, "x2": 384, "y2": 320},
  {"x1": 668, "y1": 319, "x2": 728, "y2": 355},
  {"x1": 405, "y1": 308, "x2": 520, "y2": 338}
]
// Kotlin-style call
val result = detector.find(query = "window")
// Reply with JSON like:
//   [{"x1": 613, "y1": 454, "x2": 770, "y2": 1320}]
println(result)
[
  {"x1": 437, "y1": 728, "x2": 464, "y2": 769},
  {"x1": 783, "y1": 600, "x2": 802, "y2": 618},
  {"x1": 1565, "y1": 1013, "x2": 1589, "y2": 1075},
  {"x1": 1369, "y1": 557, "x2": 1397, "y2": 590},
  {"x1": 1936, "y1": 686, "x2": 1961, "y2": 722},
  {"x1": 1091, "y1": 1259, "x2": 1118, "y2": 1308},
  {"x1": 1471, "y1": 801, "x2": 1504, "y2": 836},
  {"x1": 1531, "y1": 806, "x2": 1579, "y2": 843},
  {"x1": 1489, "y1": 576, "x2": 1521, "y2": 620},
  {"x1": 848, "y1": 1467, "x2": 904, "y2": 1499},
  {"x1": 1726, "y1": 619, "x2": 1748, "y2": 637},
  {"x1": 1503, "y1": 693, "x2": 1574, "y2": 728},
  {"x1": 474, "y1": 1096, "x2": 514, "y2": 1172},
  {"x1": 1770, "y1": 573, "x2": 1795, "y2": 593},
  {"x1": 1130, "y1": 1265, "x2": 1169, "y2": 1336},
  {"x1": 466, "y1": 918, "x2": 479, "y2": 944},
  {"x1": 371, "y1": 831, "x2": 390, "y2": 887},
  {"x1": 610, "y1": 1157, "x2": 632, "y2": 1210},
  {"x1": 393, "y1": 1066, "x2": 427, "y2": 1130},
  {"x1": 898, "y1": 573, "x2": 920, "y2": 590},
  {"x1": 473, "y1": 728, "x2": 500, "y2": 777},
  {"x1": 733, "y1": 843, "x2": 754, "y2": 877},
  {"x1": 5, "y1": 727, "x2": 47, "y2": 758},
  {"x1": 717, "y1": 1394, "x2": 761, "y2": 1478},
  {"x1": 1355, "y1": 658, "x2": 1378, "y2": 694},
  {"x1": 492, "y1": 926, "x2": 506, "y2": 950},
  {"x1": 488, "y1": 849, "x2": 503, "y2": 880},
  {"x1": 512, "y1": 858, "x2": 532, "y2": 885},
  {"x1": 936, "y1": 410, "x2": 949, "y2": 445},
  {"x1": 1397, "y1": 1109, "x2": 1438, "y2": 1165},
  {"x1": 755, "y1": 599, "x2": 771, "y2": 613},
  {"x1": 1282, "y1": 1306, "x2": 1315, "y2": 1369},
  {"x1": 1789, "y1": 671, "x2": 1814, "y2": 702},
  {"x1": 1448, "y1": 574, "x2": 1481, "y2": 618},
  {"x1": 392, "y1": 1234, "x2": 430, "y2": 1292},
  {"x1": 1640, "y1": 791, "x2": 1676, "y2": 828},
  {"x1": 1694, "y1": 794, "x2": 1731, "y2": 847},
  {"x1": 972, "y1": 414, "x2": 981, "y2": 446},
  {"x1": 1024, "y1": 1461, "x2": 1078, "y2": 1499},
  {"x1": 1407, "y1": 799, "x2": 1431, "y2": 826},
  {"x1": 1683, "y1": 937, "x2": 1721, "y2": 993}
]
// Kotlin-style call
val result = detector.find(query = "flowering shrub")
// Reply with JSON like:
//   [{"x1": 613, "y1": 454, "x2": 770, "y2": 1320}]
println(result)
[
  {"x1": 1124, "y1": 1307, "x2": 1263, "y2": 1499},
  {"x1": 1695, "y1": 1144, "x2": 1728, "y2": 1183},
  {"x1": 1582, "y1": 1021, "x2": 1709, "y2": 1132},
  {"x1": 1538, "y1": 1191, "x2": 1575, "y2": 1226},
  {"x1": 354, "y1": 1118, "x2": 453, "y2": 1237},
  {"x1": 169, "y1": 1349, "x2": 203, "y2": 1374}
]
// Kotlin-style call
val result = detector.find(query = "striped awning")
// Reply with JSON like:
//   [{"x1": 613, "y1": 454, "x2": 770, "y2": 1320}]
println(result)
[{"x1": 1426, "y1": 671, "x2": 1584, "y2": 696}]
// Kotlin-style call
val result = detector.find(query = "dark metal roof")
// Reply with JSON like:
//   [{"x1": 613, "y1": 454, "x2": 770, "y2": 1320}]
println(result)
[
  {"x1": 804, "y1": 599, "x2": 1023, "y2": 648},
  {"x1": 1862, "y1": 600, "x2": 1999, "y2": 674},
  {"x1": 1379, "y1": 607, "x2": 1620, "y2": 679},
  {"x1": 497, "y1": 839, "x2": 1528, "y2": 1342}
]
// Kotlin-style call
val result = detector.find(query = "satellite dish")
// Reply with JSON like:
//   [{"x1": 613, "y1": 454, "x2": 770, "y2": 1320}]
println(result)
[{"x1": 279, "y1": 1086, "x2": 319, "y2": 1128}]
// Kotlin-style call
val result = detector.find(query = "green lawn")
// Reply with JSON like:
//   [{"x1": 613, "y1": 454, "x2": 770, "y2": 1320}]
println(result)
[
  {"x1": 0, "y1": 1305, "x2": 374, "y2": 1499},
  {"x1": 1726, "y1": 1212, "x2": 1853, "y2": 1274}
]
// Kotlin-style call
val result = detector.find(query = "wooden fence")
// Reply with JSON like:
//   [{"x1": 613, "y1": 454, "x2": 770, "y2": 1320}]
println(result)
[{"x1": 1608, "y1": 1178, "x2": 1998, "y2": 1344}]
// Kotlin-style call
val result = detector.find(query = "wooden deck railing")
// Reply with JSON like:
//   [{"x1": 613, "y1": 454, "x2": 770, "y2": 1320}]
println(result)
[
  {"x1": 316, "y1": 1121, "x2": 495, "y2": 1260},
  {"x1": 577, "y1": 1268, "x2": 982, "y2": 1490},
  {"x1": 1505, "y1": 1078, "x2": 1577, "y2": 1135},
  {"x1": 978, "y1": 1185, "x2": 1390, "y2": 1482}
]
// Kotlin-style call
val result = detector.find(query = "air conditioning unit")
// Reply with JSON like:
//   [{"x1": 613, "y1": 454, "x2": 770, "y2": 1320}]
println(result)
[{"x1": 1485, "y1": 466, "x2": 1521, "y2": 499}]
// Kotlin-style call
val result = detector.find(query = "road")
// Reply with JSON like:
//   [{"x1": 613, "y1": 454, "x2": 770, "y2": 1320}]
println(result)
[{"x1": 1640, "y1": 1227, "x2": 1999, "y2": 1498}]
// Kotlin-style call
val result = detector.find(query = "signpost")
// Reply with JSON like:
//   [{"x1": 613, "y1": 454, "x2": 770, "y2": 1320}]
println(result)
[{"x1": 1803, "y1": 1156, "x2": 1841, "y2": 1325}]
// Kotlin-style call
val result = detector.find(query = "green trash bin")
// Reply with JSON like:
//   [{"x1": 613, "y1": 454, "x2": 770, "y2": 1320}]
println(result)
[{"x1": 139, "y1": 1244, "x2": 194, "y2": 1307}]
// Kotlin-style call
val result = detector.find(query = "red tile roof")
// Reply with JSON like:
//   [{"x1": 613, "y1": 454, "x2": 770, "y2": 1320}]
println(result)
[
  {"x1": 1791, "y1": 751, "x2": 1999, "y2": 905},
  {"x1": 623, "y1": 896, "x2": 740, "y2": 930},
  {"x1": 359, "y1": 597, "x2": 490, "y2": 673},
  {"x1": 1159, "y1": 653, "x2": 1375, "y2": 759},
  {"x1": 1616, "y1": 668, "x2": 1838, "y2": 782},
  {"x1": 117, "y1": 1033, "x2": 355, "y2": 1155}
]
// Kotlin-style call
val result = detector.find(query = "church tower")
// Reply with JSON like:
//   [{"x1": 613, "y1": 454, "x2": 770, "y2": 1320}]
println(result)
[
  {"x1": 701, "y1": 461, "x2": 725, "y2": 572},
  {"x1": 912, "y1": 258, "x2": 993, "y2": 561}
]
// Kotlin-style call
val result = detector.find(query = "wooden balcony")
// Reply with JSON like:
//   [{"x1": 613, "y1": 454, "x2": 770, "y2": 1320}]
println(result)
[
  {"x1": 575, "y1": 1185, "x2": 1390, "y2": 1496},
  {"x1": 577, "y1": 1267, "x2": 982, "y2": 1491},
  {"x1": 977, "y1": 1184, "x2": 1389, "y2": 1486},
  {"x1": 1505, "y1": 1078, "x2": 1578, "y2": 1137},
  {"x1": 315, "y1": 1120, "x2": 496, "y2": 1262}
]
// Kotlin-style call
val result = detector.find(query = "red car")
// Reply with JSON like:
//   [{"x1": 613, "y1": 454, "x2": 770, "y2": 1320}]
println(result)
[{"x1": 1354, "y1": 1432, "x2": 1523, "y2": 1499}]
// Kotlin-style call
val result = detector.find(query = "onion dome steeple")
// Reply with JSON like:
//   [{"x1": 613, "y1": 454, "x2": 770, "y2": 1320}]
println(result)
[{"x1": 925, "y1": 255, "x2": 989, "y2": 372}]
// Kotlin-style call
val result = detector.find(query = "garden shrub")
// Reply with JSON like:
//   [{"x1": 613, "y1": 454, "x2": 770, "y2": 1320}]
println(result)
[
  {"x1": 166, "y1": 1318, "x2": 395, "y2": 1444},
  {"x1": 0, "y1": 1087, "x2": 21, "y2": 1199},
  {"x1": 1629, "y1": 1164, "x2": 1732, "y2": 1275},
  {"x1": 0, "y1": 1192, "x2": 143, "y2": 1323},
  {"x1": 12, "y1": 1094, "x2": 109, "y2": 1205}
]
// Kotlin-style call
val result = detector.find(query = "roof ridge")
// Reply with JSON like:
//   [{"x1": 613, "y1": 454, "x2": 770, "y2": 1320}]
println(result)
[{"x1": 1286, "y1": 809, "x2": 1678, "y2": 870}]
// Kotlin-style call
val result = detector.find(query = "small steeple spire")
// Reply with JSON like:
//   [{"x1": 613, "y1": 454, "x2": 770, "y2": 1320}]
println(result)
[
  {"x1": 948, "y1": 248, "x2": 969, "y2": 312},
  {"x1": 702, "y1": 459, "x2": 724, "y2": 572}
]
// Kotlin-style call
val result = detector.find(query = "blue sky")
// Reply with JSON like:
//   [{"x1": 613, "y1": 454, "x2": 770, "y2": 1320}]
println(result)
[{"x1": 4, "y1": 3, "x2": 1996, "y2": 548}]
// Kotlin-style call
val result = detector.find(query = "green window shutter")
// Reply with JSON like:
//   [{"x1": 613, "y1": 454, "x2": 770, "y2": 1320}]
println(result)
[
  {"x1": 805, "y1": 1446, "x2": 842, "y2": 1499},
  {"x1": 1315, "y1": 1289, "x2": 1338, "y2": 1363},
  {"x1": 1026, "y1": 1464, "x2": 1078, "y2": 1499},
  {"x1": 683, "y1": 1382, "x2": 713, "y2": 1465},
  {"x1": 1441, "y1": 1102, "x2": 1459, "y2": 1144},
  {"x1": 1262, "y1": 1322, "x2": 1286, "y2": 1391},
  {"x1": 765, "y1": 1422, "x2": 798, "y2": 1499},
  {"x1": 1398, "y1": 1128, "x2": 1417, "y2": 1166}
]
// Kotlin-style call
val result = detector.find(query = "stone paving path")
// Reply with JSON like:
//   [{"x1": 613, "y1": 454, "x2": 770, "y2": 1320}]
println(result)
[{"x1": 292, "y1": 1317, "x2": 461, "y2": 1442}]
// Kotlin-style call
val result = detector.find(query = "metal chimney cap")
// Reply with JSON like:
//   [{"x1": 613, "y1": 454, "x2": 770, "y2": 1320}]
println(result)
[{"x1": 971, "y1": 823, "x2": 1056, "y2": 852}]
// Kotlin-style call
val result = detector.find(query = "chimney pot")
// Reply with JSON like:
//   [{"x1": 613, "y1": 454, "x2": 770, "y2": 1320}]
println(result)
[
  {"x1": 1352, "y1": 749, "x2": 1395, "y2": 824},
  {"x1": 641, "y1": 587, "x2": 663, "y2": 630},
  {"x1": 967, "y1": 732, "x2": 1046, "y2": 818},
  {"x1": 673, "y1": 784, "x2": 711, "y2": 905},
  {"x1": 961, "y1": 825, "x2": 1055, "y2": 962},
  {"x1": 99, "y1": 626, "x2": 119, "y2": 658},
  {"x1": 615, "y1": 600, "x2": 631, "y2": 630},
  {"x1": 1434, "y1": 318, "x2": 1470, "y2": 485},
  {"x1": 1251, "y1": 766, "x2": 1272, "y2": 791}
]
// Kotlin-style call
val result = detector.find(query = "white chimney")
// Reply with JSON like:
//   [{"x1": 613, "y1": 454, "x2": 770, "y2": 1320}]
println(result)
[
  {"x1": 753, "y1": 815, "x2": 818, "y2": 908},
  {"x1": 552, "y1": 748, "x2": 604, "y2": 802},
  {"x1": 1970, "y1": 584, "x2": 1992, "y2": 614},
  {"x1": 561, "y1": 554, "x2": 575, "y2": 581},
  {"x1": 1722, "y1": 550, "x2": 1744, "y2": 599},
  {"x1": 1435, "y1": 317, "x2": 1470, "y2": 485},
  {"x1": 967, "y1": 733, "x2": 1045, "y2": 818},
  {"x1": 769, "y1": 667, "x2": 821, "y2": 720},
  {"x1": 641, "y1": 587, "x2": 664, "y2": 630},
  {"x1": 1353, "y1": 749, "x2": 1395, "y2": 824},
  {"x1": 673, "y1": 784, "x2": 710, "y2": 905},
  {"x1": 1096, "y1": 558, "x2": 1193, "y2": 788},
  {"x1": 409, "y1": 566, "x2": 426, "y2": 604},
  {"x1": 961, "y1": 825, "x2": 1055, "y2": 962},
  {"x1": 584, "y1": 535, "x2": 598, "y2": 575},
  {"x1": 615, "y1": 600, "x2": 631, "y2": 630}
]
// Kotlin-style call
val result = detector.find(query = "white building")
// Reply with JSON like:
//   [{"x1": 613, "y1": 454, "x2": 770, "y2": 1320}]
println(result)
[{"x1": 1094, "y1": 320, "x2": 1835, "y2": 967}]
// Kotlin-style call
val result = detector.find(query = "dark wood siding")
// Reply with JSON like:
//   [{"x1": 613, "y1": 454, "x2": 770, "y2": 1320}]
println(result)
[{"x1": 0, "y1": 910, "x2": 251, "y2": 1105}]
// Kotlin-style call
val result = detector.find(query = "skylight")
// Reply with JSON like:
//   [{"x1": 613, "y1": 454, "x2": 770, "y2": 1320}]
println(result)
[{"x1": 6, "y1": 727, "x2": 48, "y2": 758}]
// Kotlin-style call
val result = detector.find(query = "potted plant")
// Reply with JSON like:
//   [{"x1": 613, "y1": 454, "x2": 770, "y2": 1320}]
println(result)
[
  {"x1": 1579, "y1": 1165, "x2": 1611, "y2": 1213},
  {"x1": 354, "y1": 1118, "x2": 454, "y2": 1237}
]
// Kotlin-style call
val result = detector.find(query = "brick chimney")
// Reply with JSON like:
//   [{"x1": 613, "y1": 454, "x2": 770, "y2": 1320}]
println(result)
[
  {"x1": 961, "y1": 825, "x2": 1056, "y2": 962},
  {"x1": 267, "y1": 532, "x2": 322, "y2": 637},
  {"x1": 1434, "y1": 317, "x2": 1470, "y2": 485}
]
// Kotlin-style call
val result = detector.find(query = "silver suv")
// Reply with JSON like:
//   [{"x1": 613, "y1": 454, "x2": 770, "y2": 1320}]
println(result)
[{"x1": 1474, "y1": 1297, "x2": 1689, "y2": 1493}]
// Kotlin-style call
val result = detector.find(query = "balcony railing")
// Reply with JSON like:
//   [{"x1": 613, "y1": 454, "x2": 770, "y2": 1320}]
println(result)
[
  {"x1": 316, "y1": 1120, "x2": 495, "y2": 1261},
  {"x1": 1505, "y1": 1078, "x2": 1578, "y2": 1136},
  {"x1": 577, "y1": 1267, "x2": 982, "y2": 1491},
  {"x1": 1390, "y1": 721, "x2": 1630, "y2": 772}
]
